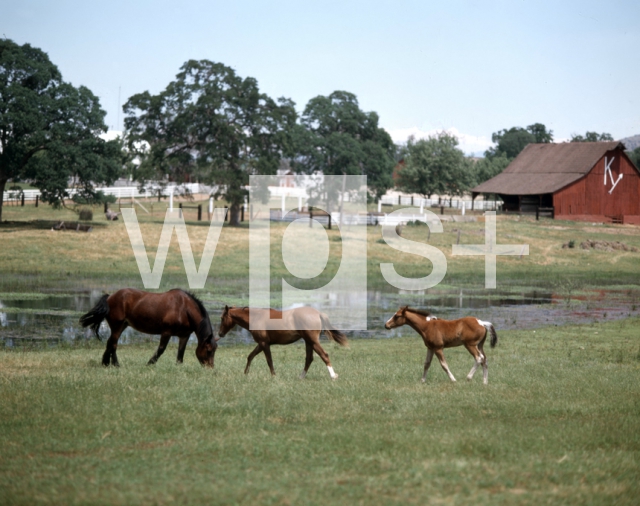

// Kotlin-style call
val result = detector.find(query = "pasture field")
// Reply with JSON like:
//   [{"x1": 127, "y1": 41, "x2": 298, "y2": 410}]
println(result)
[
  {"x1": 1, "y1": 318, "x2": 639, "y2": 505},
  {"x1": 1, "y1": 199, "x2": 640, "y2": 293}
]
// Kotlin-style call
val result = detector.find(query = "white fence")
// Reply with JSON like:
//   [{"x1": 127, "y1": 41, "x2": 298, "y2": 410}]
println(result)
[
  {"x1": 2, "y1": 183, "x2": 211, "y2": 203},
  {"x1": 379, "y1": 195, "x2": 501, "y2": 211},
  {"x1": 268, "y1": 210, "x2": 467, "y2": 227}
]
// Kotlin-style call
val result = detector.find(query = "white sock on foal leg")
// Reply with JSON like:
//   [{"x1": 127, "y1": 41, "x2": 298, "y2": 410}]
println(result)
[{"x1": 327, "y1": 366, "x2": 338, "y2": 379}]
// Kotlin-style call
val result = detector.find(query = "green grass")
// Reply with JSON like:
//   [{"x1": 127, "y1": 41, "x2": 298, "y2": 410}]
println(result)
[
  {"x1": 2, "y1": 201, "x2": 640, "y2": 295},
  {"x1": 1, "y1": 318, "x2": 639, "y2": 505}
]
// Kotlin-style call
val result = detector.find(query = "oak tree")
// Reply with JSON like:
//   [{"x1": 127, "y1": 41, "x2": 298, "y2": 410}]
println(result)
[
  {"x1": 0, "y1": 39, "x2": 121, "y2": 221},
  {"x1": 124, "y1": 60, "x2": 297, "y2": 225}
]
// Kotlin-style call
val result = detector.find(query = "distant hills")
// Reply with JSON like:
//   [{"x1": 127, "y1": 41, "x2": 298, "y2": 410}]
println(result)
[{"x1": 620, "y1": 134, "x2": 640, "y2": 151}]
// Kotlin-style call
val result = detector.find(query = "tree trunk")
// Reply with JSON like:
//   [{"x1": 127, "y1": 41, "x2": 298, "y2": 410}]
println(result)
[
  {"x1": 228, "y1": 202, "x2": 241, "y2": 226},
  {"x1": 0, "y1": 178, "x2": 7, "y2": 223}
]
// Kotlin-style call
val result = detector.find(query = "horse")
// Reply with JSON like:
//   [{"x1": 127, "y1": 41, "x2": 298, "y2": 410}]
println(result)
[
  {"x1": 384, "y1": 306, "x2": 498, "y2": 384},
  {"x1": 218, "y1": 305, "x2": 348, "y2": 379},
  {"x1": 79, "y1": 288, "x2": 216, "y2": 368}
]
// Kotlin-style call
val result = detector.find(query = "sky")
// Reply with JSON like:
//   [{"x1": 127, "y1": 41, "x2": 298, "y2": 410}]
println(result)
[{"x1": 3, "y1": 0, "x2": 639, "y2": 155}]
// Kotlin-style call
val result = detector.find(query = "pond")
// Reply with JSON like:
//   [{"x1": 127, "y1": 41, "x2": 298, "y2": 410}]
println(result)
[{"x1": 1, "y1": 287, "x2": 638, "y2": 349}]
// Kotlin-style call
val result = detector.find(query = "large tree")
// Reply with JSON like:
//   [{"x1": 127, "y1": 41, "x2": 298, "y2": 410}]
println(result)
[
  {"x1": 570, "y1": 131, "x2": 614, "y2": 142},
  {"x1": 0, "y1": 39, "x2": 122, "y2": 221},
  {"x1": 472, "y1": 152, "x2": 511, "y2": 185},
  {"x1": 395, "y1": 132, "x2": 474, "y2": 199},
  {"x1": 124, "y1": 60, "x2": 297, "y2": 225},
  {"x1": 297, "y1": 91, "x2": 395, "y2": 204},
  {"x1": 485, "y1": 123, "x2": 553, "y2": 160}
]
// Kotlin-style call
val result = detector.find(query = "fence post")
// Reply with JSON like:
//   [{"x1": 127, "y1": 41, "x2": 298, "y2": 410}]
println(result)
[
  {"x1": 398, "y1": 195, "x2": 401, "y2": 205},
  {"x1": 35, "y1": 195, "x2": 39, "y2": 208},
  {"x1": 198, "y1": 204, "x2": 202, "y2": 221},
  {"x1": 21, "y1": 193, "x2": 25, "y2": 206},
  {"x1": 241, "y1": 205, "x2": 244, "y2": 222},
  {"x1": 309, "y1": 208, "x2": 313, "y2": 227},
  {"x1": 328, "y1": 213, "x2": 331, "y2": 230},
  {"x1": 179, "y1": 202, "x2": 183, "y2": 219}
]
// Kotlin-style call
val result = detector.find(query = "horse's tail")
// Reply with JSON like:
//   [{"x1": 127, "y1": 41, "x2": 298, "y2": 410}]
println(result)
[
  {"x1": 477, "y1": 319, "x2": 498, "y2": 348},
  {"x1": 79, "y1": 294, "x2": 110, "y2": 341},
  {"x1": 320, "y1": 313, "x2": 348, "y2": 347}
]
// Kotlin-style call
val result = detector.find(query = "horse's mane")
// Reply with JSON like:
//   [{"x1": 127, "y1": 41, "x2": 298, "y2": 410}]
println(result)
[
  {"x1": 181, "y1": 290, "x2": 209, "y2": 319},
  {"x1": 404, "y1": 307, "x2": 431, "y2": 317},
  {"x1": 181, "y1": 290, "x2": 214, "y2": 341}
]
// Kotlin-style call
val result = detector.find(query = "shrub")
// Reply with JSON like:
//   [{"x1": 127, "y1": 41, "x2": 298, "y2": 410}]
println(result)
[{"x1": 78, "y1": 207, "x2": 93, "y2": 221}]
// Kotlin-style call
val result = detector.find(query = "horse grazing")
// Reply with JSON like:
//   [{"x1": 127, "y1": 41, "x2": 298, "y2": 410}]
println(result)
[
  {"x1": 385, "y1": 306, "x2": 498, "y2": 384},
  {"x1": 218, "y1": 306, "x2": 348, "y2": 379},
  {"x1": 79, "y1": 288, "x2": 216, "y2": 368}
]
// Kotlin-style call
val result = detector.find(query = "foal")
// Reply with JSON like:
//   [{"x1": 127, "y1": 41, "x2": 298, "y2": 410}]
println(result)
[
  {"x1": 385, "y1": 306, "x2": 498, "y2": 384},
  {"x1": 218, "y1": 306, "x2": 348, "y2": 379}
]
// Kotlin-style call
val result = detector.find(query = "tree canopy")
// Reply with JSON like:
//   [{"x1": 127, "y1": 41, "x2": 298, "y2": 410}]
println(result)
[
  {"x1": 570, "y1": 131, "x2": 614, "y2": 142},
  {"x1": 395, "y1": 133, "x2": 474, "y2": 199},
  {"x1": 296, "y1": 91, "x2": 395, "y2": 204},
  {"x1": 472, "y1": 152, "x2": 511, "y2": 186},
  {"x1": 485, "y1": 123, "x2": 553, "y2": 160},
  {"x1": 0, "y1": 39, "x2": 122, "y2": 220},
  {"x1": 627, "y1": 147, "x2": 640, "y2": 169},
  {"x1": 124, "y1": 60, "x2": 297, "y2": 225}
]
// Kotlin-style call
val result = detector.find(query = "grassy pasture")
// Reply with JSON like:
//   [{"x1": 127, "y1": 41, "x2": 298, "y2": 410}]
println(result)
[
  {"x1": 1, "y1": 318, "x2": 639, "y2": 505},
  {"x1": 1, "y1": 199, "x2": 639, "y2": 293},
  {"x1": 1, "y1": 199, "x2": 640, "y2": 504}
]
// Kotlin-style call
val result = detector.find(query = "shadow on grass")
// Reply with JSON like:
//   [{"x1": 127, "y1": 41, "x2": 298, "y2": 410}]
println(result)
[{"x1": 0, "y1": 220, "x2": 108, "y2": 232}]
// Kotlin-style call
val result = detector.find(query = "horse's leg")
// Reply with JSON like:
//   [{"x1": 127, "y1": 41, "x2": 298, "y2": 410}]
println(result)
[
  {"x1": 479, "y1": 342, "x2": 489, "y2": 385},
  {"x1": 311, "y1": 335, "x2": 338, "y2": 379},
  {"x1": 421, "y1": 348, "x2": 434, "y2": 383},
  {"x1": 433, "y1": 349, "x2": 456, "y2": 382},
  {"x1": 244, "y1": 344, "x2": 263, "y2": 374},
  {"x1": 261, "y1": 342, "x2": 276, "y2": 376},
  {"x1": 148, "y1": 332, "x2": 172, "y2": 365},
  {"x1": 176, "y1": 337, "x2": 189, "y2": 364},
  {"x1": 300, "y1": 339, "x2": 314, "y2": 379},
  {"x1": 103, "y1": 321, "x2": 126, "y2": 367},
  {"x1": 465, "y1": 344, "x2": 483, "y2": 381}
]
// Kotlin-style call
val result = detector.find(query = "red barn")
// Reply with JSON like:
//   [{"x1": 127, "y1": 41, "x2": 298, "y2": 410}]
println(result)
[{"x1": 472, "y1": 142, "x2": 640, "y2": 224}]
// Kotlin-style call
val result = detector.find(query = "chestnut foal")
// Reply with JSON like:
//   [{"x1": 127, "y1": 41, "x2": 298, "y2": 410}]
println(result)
[
  {"x1": 218, "y1": 306, "x2": 348, "y2": 379},
  {"x1": 385, "y1": 306, "x2": 498, "y2": 384}
]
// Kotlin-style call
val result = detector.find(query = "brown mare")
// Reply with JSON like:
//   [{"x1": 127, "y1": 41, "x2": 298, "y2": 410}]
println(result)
[
  {"x1": 79, "y1": 288, "x2": 216, "y2": 367},
  {"x1": 385, "y1": 306, "x2": 498, "y2": 384},
  {"x1": 218, "y1": 306, "x2": 348, "y2": 379}
]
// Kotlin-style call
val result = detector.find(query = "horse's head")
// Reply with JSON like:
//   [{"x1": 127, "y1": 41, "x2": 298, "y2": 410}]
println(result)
[
  {"x1": 385, "y1": 306, "x2": 410, "y2": 329},
  {"x1": 218, "y1": 305, "x2": 236, "y2": 338},
  {"x1": 195, "y1": 315, "x2": 217, "y2": 368}
]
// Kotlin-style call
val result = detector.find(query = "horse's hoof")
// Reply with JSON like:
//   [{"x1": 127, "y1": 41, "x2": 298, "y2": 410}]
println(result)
[{"x1": 421, "y1": 379, "x2": 426, "y2": 383}]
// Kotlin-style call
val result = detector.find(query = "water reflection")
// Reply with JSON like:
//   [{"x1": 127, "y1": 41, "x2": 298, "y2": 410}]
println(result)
[{"x1": 0, "y1": 287, "x2": 638, "y2": 348}]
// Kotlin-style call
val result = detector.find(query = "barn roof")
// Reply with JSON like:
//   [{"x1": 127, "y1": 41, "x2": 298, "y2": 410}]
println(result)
[{"x1": 473, "y1": 141, "x2": 626, "y2": 195}]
